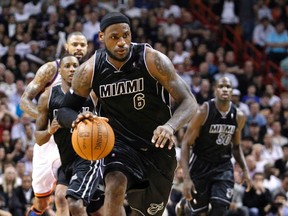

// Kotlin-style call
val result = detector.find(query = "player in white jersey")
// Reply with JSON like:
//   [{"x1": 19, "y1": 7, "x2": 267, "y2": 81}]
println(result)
[{"x1": 20, "y1": 32, "x2": 88, "y2": 216}]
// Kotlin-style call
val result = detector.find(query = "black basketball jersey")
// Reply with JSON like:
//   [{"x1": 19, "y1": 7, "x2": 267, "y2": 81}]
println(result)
[
  {"x1": 193, "y1": 99, "x2": 238, "y2": 163},
  {"x1": 92, "y1": 43, "x2": 172, "y2": 150},
  {"x1": 48, "y1": 84, "x2": 95, "y2": 168}
]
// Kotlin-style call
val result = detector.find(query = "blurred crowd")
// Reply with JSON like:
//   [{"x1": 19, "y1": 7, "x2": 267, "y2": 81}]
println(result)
[{"x1": 0, "y1": 0, "x2": 288, "y2": 215}]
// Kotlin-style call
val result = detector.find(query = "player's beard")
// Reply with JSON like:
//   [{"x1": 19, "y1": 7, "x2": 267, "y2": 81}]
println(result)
[{"x1": 105, "y1": 46, "x2": 131, "y2": 62}]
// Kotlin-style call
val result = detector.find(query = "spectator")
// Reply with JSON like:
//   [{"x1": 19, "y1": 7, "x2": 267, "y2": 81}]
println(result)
[
  {"x1": 23, "y1": 0, "x2": 42, "y2": 16},
  {"x1": 82, "y1": 10, "x2": 100, "y2": 42},
  {"x1": 238, "y1": 0, "x2": 257, "y2": 41},
  {"x1": 263, "y1": 163, "x2": 282, "y2": 192},
  {"x1": 252, "y1": 143, "x2": 270, "y2": 173},
  {"x1": 242, "y1": 84, "x2": 260, "y2": 105},
  {"x1": 14, "y1": 1, "x2": 30, "y2": 23},
  {"x1": 195, "y1": 78, "x2": 213, "y2": 105},
  {"x1": 10, "y1": 174, "x2": 34, "y2": 216},
  {"x1": 280, "y1": 56, "x2": 288, "y2": 89},
  {"x1": 0, "y1": 147, "x2": 7, "y2": 175},
  {"x1": 241, "y1": 136, "x2": 254, "y2": 157},
  {"x1": 266, "y1": 192, "x2": 288, "y2": 216},
  {"x1": 0, "y1": 130, "x2": 12, "y2": 155},
  {"x1": 204, "y1": 51, "x2": 218, "y2": 76},
  {"x1": 257, "y1": 0, "x2": 273, "y2": 21},
  {"x1": 245, "y1": 102, "x2": 267, "y2": 135},
  {"x1": 253, "y1": 16, "x2": 275, "y2": 51},
  {"x1": 19, "y1": 146, "x2": 33, "y2": 176},
  {"x1": 161, "y1": 14, "x2": 181, "y2": 41},
  {"x1": 6, "y1": 138, "x2": 24, "y2": 164},
  {"x1": 190, "y1": 73, "x2": 202, "y2": 95},
  {"x1": 272, "y1": 121, "x2": 288, "y2": 147},
  {"x1": 172, "y1": 41, "x2": 190, "y2": 65},
  {"x1": 11, "y1": 113, "x2": 35, "y2": 142},
  {"x1": 272, "y1": 172, "x2": 288, "y2": 200},
  {"x1": 231, "y1": 88, "x2": 250, "y2": 116},
  {"x1": 243, "y1": 172, "x2": 272, "y2": 216},
  {"x1": 0, "y1": 165, "x2": 22, "y2": 206},
  {"x1": 0, "y1": 70, "x2": 16, "y2": 99},
  {"x1": 124, "y1": 0, "x2": 142, "y2": 18},
  {"x1": 214, "y1": 61, "x2": 239, "y2": 88},
  {"x1": 265, "y1": 20, "x2": 288, "y2": 64},
  {"x1": 262, "y1": 133, "x2": 283, "y2": 164},
  {"x1": 265, "y1": 84, "x2": 281, "y2": 107},
  {"x1": 274, "y1": 144, "x2": 288, "y2": 178}
]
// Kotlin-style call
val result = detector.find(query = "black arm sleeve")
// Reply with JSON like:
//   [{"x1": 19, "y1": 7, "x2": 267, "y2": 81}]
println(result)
[
  {"x1": 57, "y1": 107, "x2": 78, "y2": 128},
  {"x1": 57, "y1": 90, "x2": 87, "y2": 128}
]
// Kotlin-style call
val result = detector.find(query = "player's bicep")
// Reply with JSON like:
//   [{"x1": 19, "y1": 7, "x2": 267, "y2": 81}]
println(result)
[
  {"x1": 23, "y1": 62, "x2": 56, "y2": 99},
  {"x1": 72, "y1": 57, "x2": 94, "y2": 97},
  {"x1": 146, "y1": 48, "x2": 192, "y2": 102},
  {"x1": 233, "y1": 109, "x2": 246, "y2": 145},
  {"x1": 36, "y1": 91, "x2": 49, "y2": 131},
  {"x1": 22, "y1": 80, "x2": 44, "y2": 100}
]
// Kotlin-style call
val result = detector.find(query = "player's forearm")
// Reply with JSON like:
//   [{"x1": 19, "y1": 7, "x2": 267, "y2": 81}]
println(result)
[
  {"x1": 169, "y1": 96, "x2": 197, "y2": 132},
  {"x1": 20, "y1": 97, "x2": 38, "y2": 119},
  {"x1": 180, "y1": 143, "x2": 192, "y2": 180},
  {"x1": 35, "y1": 130, "x2": 52, "y2": 145},
  {"x1": 233, "y1": 144, "x2": 249, "y2": 173}
]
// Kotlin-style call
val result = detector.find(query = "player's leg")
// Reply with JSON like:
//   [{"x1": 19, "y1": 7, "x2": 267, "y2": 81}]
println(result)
[
  {"x1": 54, "y1": 184, "x2": 69, "y2": 216},
  {"x1": 103, "y1": 170, "x2": 127, "y2": 216},
  {"x1": 127, "y1": 150, "x2": 177, "y2": 216},
  {"x1": 67, "y1": 197, "x2": 87, "y2": 216},
  {"x1": 27, "y1": 196, "x2": 51, "y2": 215},
  {"x1": 31, "y1": 139, "x2": 67, "y2": 215},
  {"x1": 65, "y1": 158, "x2": 102, "y2": 216},
  {"x1": 209, "y1": 167, "x2": 234, "y2": 216}
]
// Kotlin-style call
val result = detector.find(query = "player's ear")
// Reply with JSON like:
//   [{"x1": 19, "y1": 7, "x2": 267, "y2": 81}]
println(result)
[
  {"x1": 99, "y1": 32, "x2": 104, "y2": 42},
  {"x1": 64, "y1": 43, "x2": 68, "y2": 52}
]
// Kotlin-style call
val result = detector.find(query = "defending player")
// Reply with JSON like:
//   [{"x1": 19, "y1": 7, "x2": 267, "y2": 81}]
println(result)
[
  {"x1": 20, "y1": 32, "x2": 88, "y2": 216},
  {"x1": 34, "y1": 54, "x2": 103, "y2": 216}
]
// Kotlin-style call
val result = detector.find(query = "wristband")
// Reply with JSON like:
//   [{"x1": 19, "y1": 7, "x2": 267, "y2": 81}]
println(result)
[
  {"x1": 166, "y1": 123, "x2": 176, "y2": 134},
  {"x1": 47, "y1": 128, "x2": 53, "y2": 135}
]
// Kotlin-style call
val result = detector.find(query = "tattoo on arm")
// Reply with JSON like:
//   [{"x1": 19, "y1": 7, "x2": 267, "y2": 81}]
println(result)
[
  {"x1": 72, "y1": 58, "x2": 93, "y2": 97},
  {"x1": 154, "y1": 52, "x2": 172, "y2": 78}
]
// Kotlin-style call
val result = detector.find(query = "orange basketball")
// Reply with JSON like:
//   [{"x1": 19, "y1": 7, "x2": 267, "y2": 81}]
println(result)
[{"x1": 72, "y1": 117, "x2": 115, "y2": 160}]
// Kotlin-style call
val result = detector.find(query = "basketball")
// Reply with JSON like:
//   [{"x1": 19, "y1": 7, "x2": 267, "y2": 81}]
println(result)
[{"x1": 72, "y1": 117, "x2": 115, "y2": 160}]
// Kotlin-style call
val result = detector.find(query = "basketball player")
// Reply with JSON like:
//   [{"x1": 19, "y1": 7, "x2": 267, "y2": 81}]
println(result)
[
  {"x1": 180, "y1": 77, "x2": 252, "y2": 215},
  {"x1": 20, "y1": 32, "x2": 88, "y2": 216},
  {"x1": 57, "y1": 12, "x2": 198, "y2": 216},
  {"x1": 34, "y1": 54, "x2": 103, "y2": 216}
]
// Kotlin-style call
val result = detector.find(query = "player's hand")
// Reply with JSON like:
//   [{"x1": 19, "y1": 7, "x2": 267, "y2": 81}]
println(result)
[
  {"x1": 151, "y1": 124, "x2": 176, "y2": 149},
  {"x1": 72, "y1": 111, "x2": 108, "y2": 129},
  {"x1": 182, "y1": 178, "x2": 197, "y2": 201},
  {"x1": 241, "y1": 171, "x2": 252, "y2": 192},
  {"x1": 48, "y1": 118, "x2": 60, "y2": 135}
]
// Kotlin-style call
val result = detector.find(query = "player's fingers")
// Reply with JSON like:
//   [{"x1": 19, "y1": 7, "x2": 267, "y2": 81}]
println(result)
[
  {"x1": 245, "y1": 180, "x2": 251, "y2": 192},
  {"x1": 183, "y1": 189, "x2": 192, "y2": 201},
  {"x1": 97, "y1": 117, "x2": 109, "y2": 122},
  {"x1": 157, "y1": 131, "x2": 169, "y2": 148}
]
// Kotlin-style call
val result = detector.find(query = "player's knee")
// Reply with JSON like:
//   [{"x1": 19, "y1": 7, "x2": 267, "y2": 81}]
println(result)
[
  {"x1": 67, "y1": 197, "x2": 85, "y2": 213},
  {"x1": 55, "y1": 186, "x2": 67, "y2": 207},
  {"x1": 105, "y1": 171, "x2": 127, "y2": 193},
  {"x1": 210, "y1": 201, "x2": 229, "y2": 216}
]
